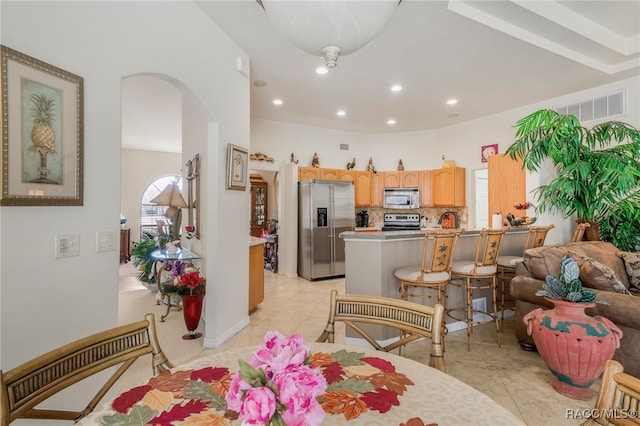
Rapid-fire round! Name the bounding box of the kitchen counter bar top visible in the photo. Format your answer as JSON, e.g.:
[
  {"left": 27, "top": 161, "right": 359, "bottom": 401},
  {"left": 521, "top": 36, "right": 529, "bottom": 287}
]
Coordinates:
[{"left": 341, "top": 227, "right": 527, "bottom": 241}]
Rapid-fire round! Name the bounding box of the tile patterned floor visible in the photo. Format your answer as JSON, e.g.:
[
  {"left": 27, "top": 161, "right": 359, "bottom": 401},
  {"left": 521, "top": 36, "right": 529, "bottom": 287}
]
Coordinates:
[{"left": 118, "top": 263, "right": 598, "bottom": 425}]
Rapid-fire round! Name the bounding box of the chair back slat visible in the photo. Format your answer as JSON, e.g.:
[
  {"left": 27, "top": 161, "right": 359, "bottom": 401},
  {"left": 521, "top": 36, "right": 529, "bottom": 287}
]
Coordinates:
[
  {"left": 475, "top": 228, "right": 507, "bottom": 268},
  {"left": 317, "top": 290, "right": 446, "bottom": 372},
  {"left": 0, "top": 313, "right": 172, "bottom": 425},
  {"left": 583, "top": 360, "right": 640, "bottom": 426},
  {"left": 423, "top": 230, "right": 464, "bottom": 274},
  {"left": 525, "top": 224, "right": 555, "bottom": 250}
]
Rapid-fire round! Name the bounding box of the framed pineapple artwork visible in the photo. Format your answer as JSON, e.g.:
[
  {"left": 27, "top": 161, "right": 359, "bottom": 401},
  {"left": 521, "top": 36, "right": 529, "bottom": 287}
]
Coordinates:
[{"left": 0, "top": 45, "right": 84, "bottom": 206}]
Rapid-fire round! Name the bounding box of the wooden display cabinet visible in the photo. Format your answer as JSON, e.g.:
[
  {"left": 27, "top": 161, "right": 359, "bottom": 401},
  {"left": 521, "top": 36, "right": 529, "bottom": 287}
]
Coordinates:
[
  {"left": 120, "top": 228, "right": 131, "bottom": 263},
  {"left": 250, "top": 174, "right": 268, "bottom": 237}
]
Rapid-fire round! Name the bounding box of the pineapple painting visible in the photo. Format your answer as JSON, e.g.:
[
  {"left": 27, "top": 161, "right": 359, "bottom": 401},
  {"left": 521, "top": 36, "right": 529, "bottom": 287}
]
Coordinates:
[{"left": 22, "top": 80, "right": 63, "bottom": 184}]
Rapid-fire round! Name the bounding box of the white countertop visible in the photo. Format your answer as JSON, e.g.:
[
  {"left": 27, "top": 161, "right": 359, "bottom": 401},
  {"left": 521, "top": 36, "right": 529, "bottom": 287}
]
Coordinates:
[{"left": 249, "top": 236, "right": 266, "bottom": 246}]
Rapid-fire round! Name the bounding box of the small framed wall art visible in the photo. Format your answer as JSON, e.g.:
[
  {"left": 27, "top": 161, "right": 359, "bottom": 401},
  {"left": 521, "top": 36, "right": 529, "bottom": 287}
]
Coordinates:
[
  {"left": 226, "top": 143, "right": 248, "bottom": 190},
  {"left": 481, "top": 144, "right": 498, "bottom": 163},
  {"left": 1, "top": 45, "right": 84, "bottom": 206}
]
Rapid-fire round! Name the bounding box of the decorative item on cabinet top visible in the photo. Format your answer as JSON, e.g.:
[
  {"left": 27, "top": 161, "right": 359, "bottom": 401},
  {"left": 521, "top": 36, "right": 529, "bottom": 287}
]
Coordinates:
[
  {"left": 346, "top": 157, "right": 356, "bottom": 169},
  {"left": 250, "top": 152, "right": 274, "bottom": 162},
  {"left": 441, "top": 155, "right": 456, "bottom": 168}
]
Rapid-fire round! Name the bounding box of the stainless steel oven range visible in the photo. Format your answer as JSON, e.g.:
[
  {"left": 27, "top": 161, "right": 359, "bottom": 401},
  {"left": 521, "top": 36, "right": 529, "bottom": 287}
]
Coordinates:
[{"left": 382, "top": 213, "right": 421, "bottom": 231}]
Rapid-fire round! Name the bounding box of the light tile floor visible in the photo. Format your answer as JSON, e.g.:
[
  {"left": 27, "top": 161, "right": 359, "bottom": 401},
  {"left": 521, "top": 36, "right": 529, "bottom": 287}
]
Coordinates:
[{"left": 118, "top": 262, "right": 598, "bottom": 426}]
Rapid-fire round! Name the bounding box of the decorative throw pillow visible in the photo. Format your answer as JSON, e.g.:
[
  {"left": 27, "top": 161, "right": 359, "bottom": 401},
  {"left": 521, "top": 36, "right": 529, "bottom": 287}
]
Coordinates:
[
  {"left": 569, "top": 251, "right": 631, "bottom": 295},
  {"left": 618, "top": 251, "right": 640, "bottom": 290}
]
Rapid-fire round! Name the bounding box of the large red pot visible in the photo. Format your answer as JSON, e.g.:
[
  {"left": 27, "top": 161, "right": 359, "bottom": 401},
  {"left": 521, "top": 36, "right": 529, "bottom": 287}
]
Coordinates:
[{"left": 524, "top": 298, "right": 622, "bottom": 400}]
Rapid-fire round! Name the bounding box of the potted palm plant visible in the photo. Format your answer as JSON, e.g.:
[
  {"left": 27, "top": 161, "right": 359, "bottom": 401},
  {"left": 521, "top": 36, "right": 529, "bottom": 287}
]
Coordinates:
[
  {"left": 505, "top": 109, "right": 640, "bottom": 251},
  {"left": 524, "top": 256, "right": 622, "bottom": 400}
]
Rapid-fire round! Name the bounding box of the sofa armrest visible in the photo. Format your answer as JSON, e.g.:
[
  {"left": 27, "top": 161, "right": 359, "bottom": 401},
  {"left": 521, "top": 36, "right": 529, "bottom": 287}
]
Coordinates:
[{"left": 510, "top": 276, "right": 640, "bottom": 330}]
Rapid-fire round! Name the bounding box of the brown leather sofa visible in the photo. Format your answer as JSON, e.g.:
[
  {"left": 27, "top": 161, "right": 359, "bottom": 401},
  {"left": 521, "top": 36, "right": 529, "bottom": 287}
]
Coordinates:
[{"left": 510, "top": 241, "right": 640, "bottom": 377}]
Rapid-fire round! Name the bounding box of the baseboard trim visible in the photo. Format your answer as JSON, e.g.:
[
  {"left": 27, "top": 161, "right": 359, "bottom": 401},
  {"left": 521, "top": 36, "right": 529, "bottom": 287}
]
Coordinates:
[{"left": 203, "top": 316, "right": 250, "bottom": 348}]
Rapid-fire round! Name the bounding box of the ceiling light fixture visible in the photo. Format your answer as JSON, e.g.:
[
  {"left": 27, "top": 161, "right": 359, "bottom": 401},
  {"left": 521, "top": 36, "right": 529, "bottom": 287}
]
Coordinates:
[
  {"left": 390, "top": 85, "right": 402, "bottom": 92},
  {"left": 257, "top": 0, "right": 400, "bottom": 68},
  {"left": 446, "top": 98, "right": 458, "bottom": 105},
  {"left": 316, "top": 67, "right": 328, "bottom": 75},
  {"left": 273, "top": 99, "right": 283, "bottom": 105},
  {"left": 387, "top": 119, "right": 396, "bottom": 125},
  {"left": 337, "top": 110, "right": 346, "bottom": 117}
]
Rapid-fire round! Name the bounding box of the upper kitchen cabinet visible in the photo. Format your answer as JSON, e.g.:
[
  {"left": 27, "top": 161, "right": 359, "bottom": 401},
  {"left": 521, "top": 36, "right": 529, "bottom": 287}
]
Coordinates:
[
  {"left": 488, "top": 155, "right": 526, "bottom": 221},
  {"left": 419, "top": 170, "right": 432, "bottom": 206},
  {"left": 250, "top": 174, "right": 268, "bottom": 237},
  {"left": 321, "top": 168, "right": 340, "bottom": 180},
  {"left": 372, "top": 172, "right": 383, "bottom": 206},
  {"left": 381, "top": 171, "right": 419, "bottom": 188},
  {"left": 298, "top": 166, "right": 321, "bottom": 181},
  {"left": 432, "top": 167, "right": 466, "bottom": 207},
  {"left": 340, "top": 170, "right": 372, "bottom": 207}
]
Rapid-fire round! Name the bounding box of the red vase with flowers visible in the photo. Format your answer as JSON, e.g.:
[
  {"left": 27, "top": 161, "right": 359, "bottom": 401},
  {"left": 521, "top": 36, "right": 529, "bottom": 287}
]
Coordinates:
[{"left": 163, "top": 264, "right": 206, "bottom": 340}]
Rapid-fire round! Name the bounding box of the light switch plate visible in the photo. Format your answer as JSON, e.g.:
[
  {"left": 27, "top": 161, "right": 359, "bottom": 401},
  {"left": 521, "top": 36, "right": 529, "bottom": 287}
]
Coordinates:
[
  {"left": 96, "top": 230, "right": 116, "bottom": 253},
  {"left": 55, "top": 233, "right": 80, "bottom": 258}
]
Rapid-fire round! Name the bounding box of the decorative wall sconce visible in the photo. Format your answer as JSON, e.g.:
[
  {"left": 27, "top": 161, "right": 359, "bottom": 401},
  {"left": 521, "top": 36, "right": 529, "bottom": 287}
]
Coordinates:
[{"left": 186, "top": 154, "right": 200, "bottom": 239}]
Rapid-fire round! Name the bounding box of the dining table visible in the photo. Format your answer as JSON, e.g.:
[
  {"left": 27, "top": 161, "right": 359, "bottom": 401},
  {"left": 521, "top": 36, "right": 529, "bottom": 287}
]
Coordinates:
[{"left": 78, "top": 342, "right": 525, "bottom": 426}]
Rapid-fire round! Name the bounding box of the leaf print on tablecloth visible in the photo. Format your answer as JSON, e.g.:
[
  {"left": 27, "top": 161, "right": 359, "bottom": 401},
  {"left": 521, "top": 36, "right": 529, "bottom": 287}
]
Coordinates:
[
  {"left": 326, "top": 377, "right": 375, "bottom": 394},
  {"left": 343, "top": 363, "right": 382, "bottom": 378},
  {"left": 151, "top": 399, "right": 209, "bottom": 425},
  {"left": 309, "top": 351, "right": 334, "bottom": 367},
  {"left": 111, "top": 384, "right": 152, "bottom": 413},
  {"left": 319, "top": 389, "right": 368, "bottom": 420},
  {"left": 361, "top": 388, "right": 400, "bottom": 413},
  {"left": 183, "top": 381, "right": 228, "bottom": 410},
  {"left": 330, "top": 349, "right": 366, "bottom": 366},
  {"left": 141, "top": 388, "right": 174, "bottom": 412},
  {"left": 369, "top": 371, "right": 414, "bottom": 395},
  {"left": 321, "top": 361, "right": 345, "bottom": 384},
  {"left": 180, "top": 410, "right": 232, "bottom": 426},
  {"left": 99, "top": 404, "right": 156, "bottom": 426},
  {"left": 212, "top": 372, "right": 231, "bottom": 397},
  {"left": 361, "top": 356, "right": 395, "bottom": 373},
  {"left": 149, "top": 369, "right": 193, "bottom": 392},
  {"left": 190, "top": 366, "right": 229, "bottom": 382}
]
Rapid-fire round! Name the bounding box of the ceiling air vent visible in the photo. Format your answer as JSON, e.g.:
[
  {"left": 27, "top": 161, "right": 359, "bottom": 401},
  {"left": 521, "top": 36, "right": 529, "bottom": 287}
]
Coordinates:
[{"left": 554, "top": 90, "right": 625, "bottom": 123}]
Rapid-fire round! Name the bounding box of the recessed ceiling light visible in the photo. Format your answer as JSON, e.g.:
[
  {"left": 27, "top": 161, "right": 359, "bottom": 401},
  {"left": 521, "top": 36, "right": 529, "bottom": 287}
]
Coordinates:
[
  {"left": 446, "top": 98, "right": 458, "bottom": 105},
  {"left": 253, "top": 80, "right": 267, "bottom": 87},
  {"left": 273, "top": 99, "right": 283, "bottom": 105},
  {"left": 390, "top": 85, "right": 402, "bottom": 92},
  {"left": 387, "top": 119, "right": 396, "bottom": 125},
  {"left": 316, "top": 67, "right": 328, "bottom": 75},
  {"left": 337, "top": 110, "right": 346, "bottom": 117}
]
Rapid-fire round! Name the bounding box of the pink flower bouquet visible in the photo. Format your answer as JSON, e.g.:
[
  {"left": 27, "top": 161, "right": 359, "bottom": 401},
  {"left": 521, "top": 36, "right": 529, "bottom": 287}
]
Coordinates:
[{"left": 225, "top": 331, "right": 327, "bottom": 426}]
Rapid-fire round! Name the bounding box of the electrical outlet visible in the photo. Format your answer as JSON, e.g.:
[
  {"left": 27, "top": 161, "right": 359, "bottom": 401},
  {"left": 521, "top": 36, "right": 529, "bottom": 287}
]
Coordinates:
[
  {"left": 96, "top": 230, "right": 116, "bottom": 253},
  {"left": 55, "top": 233, "right": 80, "bottom": 258}
]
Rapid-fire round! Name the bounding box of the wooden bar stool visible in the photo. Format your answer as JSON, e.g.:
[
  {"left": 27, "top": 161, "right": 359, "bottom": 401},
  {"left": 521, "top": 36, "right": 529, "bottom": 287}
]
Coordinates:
[
  {"left": 447, "top": 228, "right": 507, "bottom": 351},
  {"left": 572, "top": 222, "right": 591, "bottom": 242},
  {"left": 496, "top": 224, "right": 554, "bottom": 329}
]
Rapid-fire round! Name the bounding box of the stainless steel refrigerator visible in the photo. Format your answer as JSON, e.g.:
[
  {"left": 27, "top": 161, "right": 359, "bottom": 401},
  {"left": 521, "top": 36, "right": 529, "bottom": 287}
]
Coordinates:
[{"left": 298, "top": 180, "right": 355, "bottom": 280}]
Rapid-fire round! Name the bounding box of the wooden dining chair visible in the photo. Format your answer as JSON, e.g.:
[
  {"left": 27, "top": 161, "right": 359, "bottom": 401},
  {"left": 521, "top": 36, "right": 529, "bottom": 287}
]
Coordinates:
[
  {"left": 572, "top": 222, "right": 591, "bottom": 242},
  {"left": 316, "top": 290, "right": 446, "bottom": 372},
  {"left": 496, "top": 224, "right": 554, "bottom": 329},
  {"left": 447, "top": 228, "right": 507, "bottom": 351},
  {"left": 0, "top": 313, "right": 173, "bottom": 425},
  {"left": 395, "top": 229, "right": 464, "bottom": 310},
  {"left": 580, "top": 359, "right": 640, "bottom": 425}
]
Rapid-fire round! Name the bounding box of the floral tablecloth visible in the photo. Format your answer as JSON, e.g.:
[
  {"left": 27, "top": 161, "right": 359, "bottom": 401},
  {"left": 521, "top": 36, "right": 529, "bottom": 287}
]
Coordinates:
[{"left": 78, "top": 343, "right": 524, "bottom": 426}]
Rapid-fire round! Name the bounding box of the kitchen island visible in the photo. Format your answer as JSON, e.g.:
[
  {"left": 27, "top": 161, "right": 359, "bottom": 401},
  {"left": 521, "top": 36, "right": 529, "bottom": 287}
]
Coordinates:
[{"left": 340, "top": 228, "right": 529, "bottom": 337}]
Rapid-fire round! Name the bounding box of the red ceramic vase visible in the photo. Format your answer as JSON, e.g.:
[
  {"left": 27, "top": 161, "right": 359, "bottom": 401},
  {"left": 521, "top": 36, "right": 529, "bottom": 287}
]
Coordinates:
[
  {"left": 524, "top": 298, "right": 623, "bottom": 400},
  {"left": 180, "top": 293, "right": 204, "bottom": 340}
]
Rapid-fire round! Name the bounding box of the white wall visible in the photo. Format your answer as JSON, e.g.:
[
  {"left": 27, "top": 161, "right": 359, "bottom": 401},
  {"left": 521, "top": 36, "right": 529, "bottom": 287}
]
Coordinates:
[
  {"left": 0, "top": 0, "right": 249, "bottom": 381},
  {"left": 121, "top": 149, "right": 182, "bottom": 243}
]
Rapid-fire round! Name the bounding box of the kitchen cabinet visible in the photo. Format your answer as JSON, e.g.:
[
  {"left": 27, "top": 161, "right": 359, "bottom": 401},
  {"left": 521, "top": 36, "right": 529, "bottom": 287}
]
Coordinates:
[
  {"left": 381, "top": 171, "right": 418, "bottom": 188},
  {"left": 321, "top": 168, "right": 340, "bottom": 180},
  {"left": 488, "top": 155, "right": 526, "bottom": 222},
  {"left": 382, "top": 171, "right": 401, "bottom": 188},
  {"left": 419, "top": 170, "right": 432, "bottom": 206},
  {"left": 250, "top": 174, "right": 268, "bottom": 237},
  {"left": 249, "top": 240, "right": 265, "bottom": 313},
  {"left": 298, "top": 166, "right": 321, "bottom": 181},
  {"left": 432, "top": 167, "right": 466, "bottom": 207},
  {"left": 372, "top": 172, "right": 383, "bottom": 206},
  {"left": 340, "top": 170, "right": 372, "bottom": 207}
]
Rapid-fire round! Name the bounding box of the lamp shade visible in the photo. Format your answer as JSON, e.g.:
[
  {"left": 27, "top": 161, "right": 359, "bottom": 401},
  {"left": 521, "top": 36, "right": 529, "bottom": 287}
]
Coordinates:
[
  {"left": 260, "top": 0, "right": 399, "bottom": 67},
  {"left": 151, "top": 183, "right": 188, "bottom": 208}
]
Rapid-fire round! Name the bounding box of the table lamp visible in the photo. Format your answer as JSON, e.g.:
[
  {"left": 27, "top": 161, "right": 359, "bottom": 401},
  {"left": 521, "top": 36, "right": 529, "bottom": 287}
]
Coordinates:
[{"left": 151, "top": 182, "right": 188, "bottom": 241}]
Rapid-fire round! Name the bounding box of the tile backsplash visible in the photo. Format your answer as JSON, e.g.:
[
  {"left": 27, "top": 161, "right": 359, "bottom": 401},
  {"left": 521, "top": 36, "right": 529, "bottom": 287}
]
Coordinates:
[{"left": 354, "top": 207, "right": 468, "bottom": 228}]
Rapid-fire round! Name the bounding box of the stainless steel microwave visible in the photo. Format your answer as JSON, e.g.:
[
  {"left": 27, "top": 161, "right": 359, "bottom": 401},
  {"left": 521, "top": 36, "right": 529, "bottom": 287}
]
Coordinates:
[{"left": 383, "top": 188, "right": 419, "bottom": 209}]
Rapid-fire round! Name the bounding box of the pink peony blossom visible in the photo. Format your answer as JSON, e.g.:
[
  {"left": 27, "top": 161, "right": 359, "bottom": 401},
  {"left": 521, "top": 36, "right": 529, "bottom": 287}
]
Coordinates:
[
  {"left": 273, "top": 365, "right": 326, "bottom": 426},
  {"left": 249, "top": 331, "right": 310, "bottom": 376},
  {"left": 225, "top": 371, "right": 251, "bottom": 412},
  {"left": 240, "top": 387, "right": 277, "bottom": 424}
]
